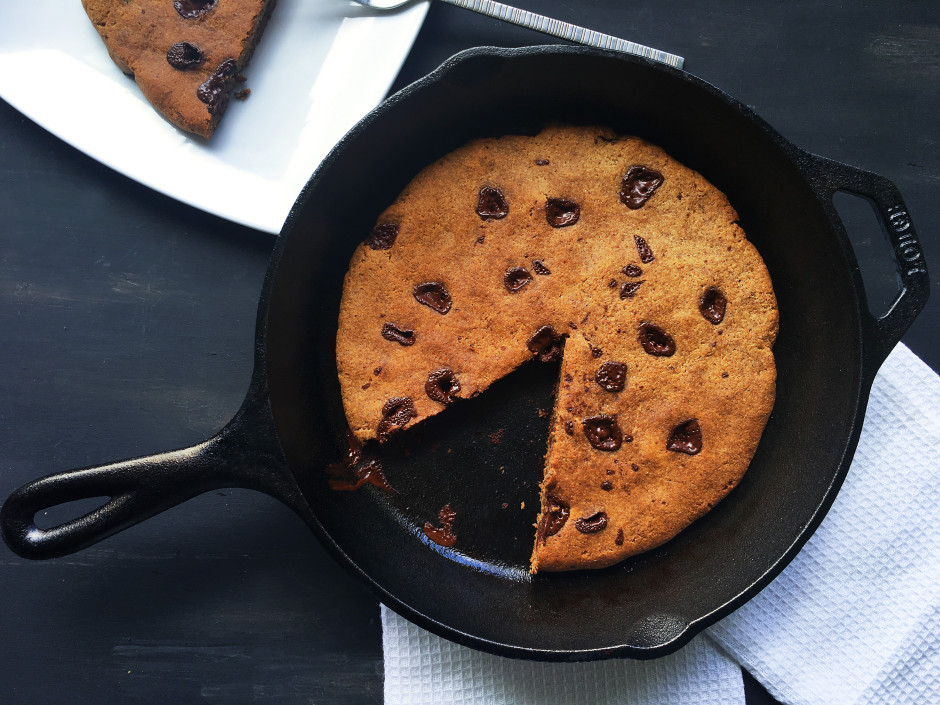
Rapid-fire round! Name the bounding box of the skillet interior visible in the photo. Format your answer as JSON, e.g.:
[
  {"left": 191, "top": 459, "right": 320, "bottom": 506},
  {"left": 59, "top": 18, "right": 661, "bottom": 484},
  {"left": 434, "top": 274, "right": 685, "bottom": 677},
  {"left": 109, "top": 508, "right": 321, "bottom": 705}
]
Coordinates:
[{"left": 264, "top": 47, "right": 865, "bottom": 658}]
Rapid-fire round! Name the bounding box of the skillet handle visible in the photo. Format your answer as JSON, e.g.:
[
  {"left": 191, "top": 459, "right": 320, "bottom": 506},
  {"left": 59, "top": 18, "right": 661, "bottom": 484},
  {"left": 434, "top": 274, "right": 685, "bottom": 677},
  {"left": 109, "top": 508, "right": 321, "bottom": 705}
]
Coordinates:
[
  {"left": 0, "top": 384, "right": 301, "bottom": 560},
  {"left": 807, "top": 154, "right": 930, "bottom": 365}
]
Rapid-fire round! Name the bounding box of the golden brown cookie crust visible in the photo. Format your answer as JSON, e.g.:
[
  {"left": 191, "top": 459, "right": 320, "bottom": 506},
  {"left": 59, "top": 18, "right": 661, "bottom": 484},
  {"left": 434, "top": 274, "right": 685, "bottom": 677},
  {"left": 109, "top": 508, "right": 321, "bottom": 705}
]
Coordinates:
[
  {"left": 81, "top": 0, "right": 276, "bottom": 138},
  {"left": 335, "top": 125, "right": 778, "bottom": 572}
]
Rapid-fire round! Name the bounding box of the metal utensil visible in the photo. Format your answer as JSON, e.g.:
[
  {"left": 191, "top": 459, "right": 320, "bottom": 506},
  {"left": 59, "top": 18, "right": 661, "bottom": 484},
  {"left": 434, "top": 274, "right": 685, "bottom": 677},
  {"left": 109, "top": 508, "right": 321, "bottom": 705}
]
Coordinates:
[{"left": 354, "top": 0, "right": 685, "bottom": 68}]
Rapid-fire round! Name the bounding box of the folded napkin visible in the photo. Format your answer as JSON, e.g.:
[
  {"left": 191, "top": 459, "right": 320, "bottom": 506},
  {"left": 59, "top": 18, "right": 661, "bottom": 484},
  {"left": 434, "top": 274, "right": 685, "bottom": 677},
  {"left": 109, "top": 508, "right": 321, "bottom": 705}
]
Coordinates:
[
  {"left": 707, "top": 342, "right": 940, "bottom": 704},
  {"left": 383, "top": 343, "right": 940, "bottom": 705}
]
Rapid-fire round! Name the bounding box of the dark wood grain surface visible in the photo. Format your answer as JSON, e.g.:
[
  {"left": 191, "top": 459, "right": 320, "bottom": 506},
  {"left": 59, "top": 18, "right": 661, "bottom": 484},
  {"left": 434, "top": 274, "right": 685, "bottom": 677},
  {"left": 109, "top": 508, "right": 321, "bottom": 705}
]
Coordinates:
[{"left": 1, "top": 2, "right": 936, "bottom": 703}]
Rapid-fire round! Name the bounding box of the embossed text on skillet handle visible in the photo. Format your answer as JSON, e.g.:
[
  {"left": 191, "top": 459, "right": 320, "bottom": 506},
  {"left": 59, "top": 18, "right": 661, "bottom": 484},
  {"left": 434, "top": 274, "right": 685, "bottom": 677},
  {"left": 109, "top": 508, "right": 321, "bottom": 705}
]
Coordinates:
[{"left": 807, "top": 153, "right": 930, "bottom": 367}]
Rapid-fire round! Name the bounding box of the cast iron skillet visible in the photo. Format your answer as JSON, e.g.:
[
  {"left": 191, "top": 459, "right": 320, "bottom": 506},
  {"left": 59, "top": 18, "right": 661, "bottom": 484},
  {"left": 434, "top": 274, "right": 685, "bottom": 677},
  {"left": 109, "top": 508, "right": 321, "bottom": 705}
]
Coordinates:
[{"left": 1, "top": 46, "right": 930, "bottom": 660}]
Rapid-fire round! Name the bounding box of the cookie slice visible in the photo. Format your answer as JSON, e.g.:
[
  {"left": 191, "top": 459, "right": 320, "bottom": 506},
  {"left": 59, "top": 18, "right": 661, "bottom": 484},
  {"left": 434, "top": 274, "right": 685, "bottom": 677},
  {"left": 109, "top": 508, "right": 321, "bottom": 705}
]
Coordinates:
[{"left": 81, "top": 0, "right": 276, "bottom": 138}]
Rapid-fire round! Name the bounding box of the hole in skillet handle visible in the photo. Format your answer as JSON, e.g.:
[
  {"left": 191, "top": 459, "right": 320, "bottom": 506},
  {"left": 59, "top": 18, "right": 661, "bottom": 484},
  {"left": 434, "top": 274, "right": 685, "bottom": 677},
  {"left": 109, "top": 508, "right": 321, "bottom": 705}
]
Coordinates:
[
  {"left": 808, "top": 153, "right": 930, "bottom": 368},
  {"left": 833, "top": 191, "right": 904, "bottom": 319}
]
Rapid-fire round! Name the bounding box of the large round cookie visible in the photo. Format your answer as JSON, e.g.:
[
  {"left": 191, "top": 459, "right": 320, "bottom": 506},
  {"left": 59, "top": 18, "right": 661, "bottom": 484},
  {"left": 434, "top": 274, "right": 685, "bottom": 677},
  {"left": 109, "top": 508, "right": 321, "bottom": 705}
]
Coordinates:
[{"left": 336, "top": 125, "right": 778, "bottom": 572}]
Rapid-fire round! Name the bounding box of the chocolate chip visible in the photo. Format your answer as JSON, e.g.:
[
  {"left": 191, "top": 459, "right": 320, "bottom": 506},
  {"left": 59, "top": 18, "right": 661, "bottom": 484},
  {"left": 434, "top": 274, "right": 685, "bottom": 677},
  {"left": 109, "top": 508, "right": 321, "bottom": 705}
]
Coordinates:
[
  {"left": 381, "top": 322, "right": 416, "bottom": 346},
  {"left": 564, "top": 420, "right": 574, "bottom": 436},
  {"left": 413, "top": 282, "right": 452, "bottom": 314},
  {"left": 595, "top": 361, "right": 627, "bottom": 392},
  {"left": 591, "top": 346, "right": 603, "bottom": 359},
  {"left": 425, "top": 368, "right": 461, "bottom": 404},
  {"left": 575, "top": 511, "right": 608, "bottom": 533},
  {"left": 376, "top": 397, "right": 416, "bottom": 440},
  {"left": 638, "top": 323, "right": 676, "bottom": 357},
  {"left": 601, "top": 481, "right": 613, "bottom": 491},
  {"left": 631, "top": 463, "right": 640, "bottom": 472},
  {"left": 700, "top": 286, "right": 728, "bottom": 324},
  {"left": 622, "top": 264, "right": 643, "bottom": 277},
  {"left": 620, "top": 165, "right": 664, "bottom": 209},
  {"left": 423, "top": 504, "right": 457, "bottom": 547},
  {"left": 174, "top": 0, "right": 217, "bottom": 19},
  {"left": 532, "top": 260, "right": 551, "bottom": 275},
  {"left": 545, "top": 198, "right": 580, "bottom": 227},
  {"left": 504, "top": 266, "right": 532, "bottom": 292},
  {"left": 527, "top": 325, "right": 564, "bottom": 362},
  {"left": 166, "top": 41, "right": 204, "bottom": 70},
  {"left": 582, "top": 415, "right": 623, "bottom": 451},
  {"left": 667, "top": 418, "right": 702, "bottom": 455},
  {"left": 476, "top": 187, "right": 508, "bottom": 220},
  {"left": 536, "top": 494, "right": 570, "bottom": 543},
  {"left": 196, "top": 58, "right": 237, "bottom": 115},
  {"left": 634, "top": 235, "right": 655, "bottom": 263},
  {"left": 365, "top": 222, "right": 399, "bottom": 250},
  {"left": 615, "top": 528, "right": 624, "bottom": 545},
  {"left": 608, "top": 279, "right": 618, "bottom": 288},
  {"left": 619, "top": 280, "right": 645, "bottom": 299},
  {"left": 535, "top": 158, "right": 550, "bottom": 166}
]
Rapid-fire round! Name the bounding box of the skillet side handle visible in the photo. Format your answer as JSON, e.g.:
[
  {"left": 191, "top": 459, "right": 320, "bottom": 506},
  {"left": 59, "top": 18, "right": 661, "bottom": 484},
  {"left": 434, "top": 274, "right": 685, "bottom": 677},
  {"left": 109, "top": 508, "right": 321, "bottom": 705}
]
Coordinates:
[
  {"left": 1, "top": 383, "right": 300, "bottom": 561},
  {"left": 807, "top": 154, "right": 930, "bottom": 366}
]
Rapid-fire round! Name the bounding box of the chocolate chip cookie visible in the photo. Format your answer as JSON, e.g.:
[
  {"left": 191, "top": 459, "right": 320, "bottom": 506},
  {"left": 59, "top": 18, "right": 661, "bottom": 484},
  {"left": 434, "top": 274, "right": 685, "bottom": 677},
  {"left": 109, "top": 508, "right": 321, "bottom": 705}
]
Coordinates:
[
  {"left": 336, "top": 125, "right": 778, "bottom": 572},
  {"left": 81, "top": 0, "right": 276, "bottom": 138}
]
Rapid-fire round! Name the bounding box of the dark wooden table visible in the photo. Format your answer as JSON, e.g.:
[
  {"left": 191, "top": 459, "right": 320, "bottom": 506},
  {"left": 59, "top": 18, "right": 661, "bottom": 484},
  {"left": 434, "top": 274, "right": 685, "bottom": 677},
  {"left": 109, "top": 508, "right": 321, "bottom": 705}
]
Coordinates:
[{"left": 1, "top": 2, "right": 936, "bottom": 703}]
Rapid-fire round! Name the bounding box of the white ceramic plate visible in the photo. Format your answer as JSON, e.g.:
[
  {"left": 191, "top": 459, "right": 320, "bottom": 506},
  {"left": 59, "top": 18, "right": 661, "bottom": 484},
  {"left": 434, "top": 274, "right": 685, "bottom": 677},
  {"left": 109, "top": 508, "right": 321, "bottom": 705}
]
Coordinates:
[{"left": 0, "top": 0, "right": 429, "bottom": 234}]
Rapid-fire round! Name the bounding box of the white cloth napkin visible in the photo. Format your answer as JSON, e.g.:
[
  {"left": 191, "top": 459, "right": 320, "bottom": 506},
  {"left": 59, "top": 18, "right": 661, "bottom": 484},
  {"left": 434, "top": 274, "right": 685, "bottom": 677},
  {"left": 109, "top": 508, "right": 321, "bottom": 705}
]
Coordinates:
[
  {"left": 707, "top": 342, "right": 940, "bottom": 704},
  {"left": 382, "top": 343, "right": 940, "bottom": 705},
  {"left": 382, "top": 610, "right": 744, "bottom": 704}
]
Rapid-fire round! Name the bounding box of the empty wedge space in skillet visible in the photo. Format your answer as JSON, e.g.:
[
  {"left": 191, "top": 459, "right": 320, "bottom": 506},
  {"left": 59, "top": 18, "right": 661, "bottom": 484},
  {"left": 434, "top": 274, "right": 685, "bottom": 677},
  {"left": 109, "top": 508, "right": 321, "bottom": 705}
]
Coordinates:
[{"left": 335, "top": 125, "right": 778, "bottom": 573}]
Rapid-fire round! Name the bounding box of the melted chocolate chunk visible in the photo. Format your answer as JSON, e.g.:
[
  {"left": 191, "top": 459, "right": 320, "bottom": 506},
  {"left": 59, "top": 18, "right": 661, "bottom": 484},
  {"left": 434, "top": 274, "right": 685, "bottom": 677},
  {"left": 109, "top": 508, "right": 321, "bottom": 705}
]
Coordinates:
[
  {"left": 564, "top": 420, "right": 574, "bottom": 436},
  {"left": 601, "top": 480, "right": 613, "bottom": 491},
  {"left": 582, "top": 415, "right": 623, "bottom": 451},
  {"left": 425, "top": 368, "right": 461, "bottom": 404},
  {"left": 476, "top": 187, "right": 509, "bottom": 220},
  {"left": 504, "top": 266, "right": 532, "bottom": 292},
  {"left": 595, "top": 361, "right": 627, "bottom": 392},
  {"left": 166, "top": 41, "right": 204, "bottom": 70},
  {"left": 174, "top": 0, "right": 218, "bottom": 19},
  {"left": 328, "top": 459, "right": 393, "bottom": 493},
  {"left": 634, "top": 235, "right": 655, "bottom": 263},
  {"left": 536, "top": 494, "right": 570, "bottom": 543},
  {"left": 622, "top": 264, "right": 643, "bottom": 277},
  {"left": 377, "top": 397, "right": 416, "bottom": 440},
  {"left": 619, "top": 280, "right": 645, "bottom": 299},
  {"left": 615, "top": 528, "right": 624, "bottom": 545},
  {"left": 413, "top": 282, "right": 452, "bottom": 314},
  {"left": 527, "top": 325, "right": 564, "bottom": 362},
  {"left": 423, "top": 505, "right": 457, "bottom": 547},
  {"left": 620, "top": 165, "right": 664, "bottom": 209},
  {"left": 196, "top": 58, "right": 237, "bottom": 115},
  {"left": 591, "top": 346, "right": 603, "bottom": 359},
  {"left": 535, "top": 158, "right": 550, "bottom": 166},
  {"left": 365, "top": 222, "right": 399, "bottom": 250},
  {"left": 326, "top": 431, "right": 394, "bottom": 494},
  {"left": 532, "top": 260, "right": 551, "bottom": 275},
  {"left": 638, "top": 323, "right": 676, "bottom": 357},
  {"left": 575, "top": 511, "right": 608, "bottom": 534},
  {"left": 381, "top": 322, "right": 416, "bottom": 346},
  {"left": 545, "top": 198, "right": 580, "bottom": 227},
  {"left": 667, "top": 418, "right": 702, "bottom": 455},
  {"left": 700, "top": 287, "right": 728, "bottom": 324}
]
